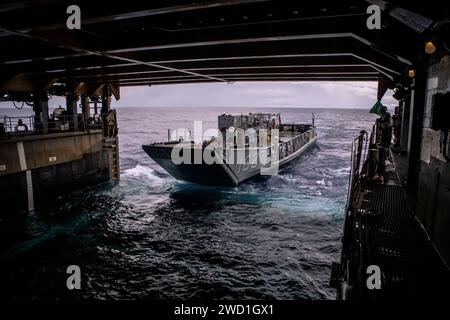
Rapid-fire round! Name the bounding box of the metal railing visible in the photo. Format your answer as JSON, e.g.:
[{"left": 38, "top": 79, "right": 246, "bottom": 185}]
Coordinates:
[
  {"left": 0, "top": 114, "right": 103, "bottom": 138},
  {"left": 280, "top": 130, "right": 311, "bottom": 159},
  {"left": 167, "top": 129, "right": 192, "bottom": 142},
  {"left": 346, "top": 130, "right": 368, "bottom": 210},
  {"left": 87, "top": 114, "right": 103, "bottom": 130},
  {"left": 1, "top": 115, "right": 34, "bottom": 135},
  {"left": 338, "top": 130, "right": 368, "bottom": 292}
]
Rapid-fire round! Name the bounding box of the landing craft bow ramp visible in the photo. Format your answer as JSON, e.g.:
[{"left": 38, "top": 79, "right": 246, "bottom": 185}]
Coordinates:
[{"left": 0, "top": 0, "right": 446, "bottom": 96}]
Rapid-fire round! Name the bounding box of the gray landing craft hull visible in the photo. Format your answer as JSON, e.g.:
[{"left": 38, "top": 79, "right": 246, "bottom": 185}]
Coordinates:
[
  {"left": 142, "top": 135, "right": 317, "bottom": 186},
  {"left": 142, "top": 144, "right": 237, "bottom": 186}
]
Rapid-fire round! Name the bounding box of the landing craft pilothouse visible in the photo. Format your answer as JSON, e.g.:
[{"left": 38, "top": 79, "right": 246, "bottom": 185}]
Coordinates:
[{"left": 142, "top": 113, "right": 317, "bottom": 186}]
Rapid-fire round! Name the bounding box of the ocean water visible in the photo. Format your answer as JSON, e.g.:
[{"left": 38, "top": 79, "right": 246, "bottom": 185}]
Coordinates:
[{"left": 0, "top": 107, "right": 376, "bottom": 300}]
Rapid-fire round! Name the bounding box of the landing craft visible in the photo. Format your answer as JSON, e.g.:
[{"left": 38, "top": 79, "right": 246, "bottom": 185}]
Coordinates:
[{"left": 142, "top": 113, "right": 317, "bottom": 186}]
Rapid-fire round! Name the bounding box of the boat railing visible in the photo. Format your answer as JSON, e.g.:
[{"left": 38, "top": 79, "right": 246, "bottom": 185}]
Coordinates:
[
  {"left": 279, "top": 128, "right": 314, "bottom": 158},
  {"left": 163, "top": 126, "right": 315, "bottom": 155},
  {"left": 281, "top": 123, "right": 313, "bottom": 132},
  {"left": 168, "top": 129, "right": 192, "bottom": 142}
]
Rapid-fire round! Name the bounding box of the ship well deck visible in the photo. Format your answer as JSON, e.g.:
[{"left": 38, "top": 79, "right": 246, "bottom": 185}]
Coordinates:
[{"left": 331, "top": 156, "right": 450, "bottom": 298}]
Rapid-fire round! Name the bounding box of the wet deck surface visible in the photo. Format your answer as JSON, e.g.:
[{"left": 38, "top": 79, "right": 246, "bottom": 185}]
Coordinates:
[{"left": 355, "top": 170, "right": 450, "bottom": 298}]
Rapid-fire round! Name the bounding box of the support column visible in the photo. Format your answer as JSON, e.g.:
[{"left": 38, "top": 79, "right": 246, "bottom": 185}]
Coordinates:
[
  {"left": 400, "top": 90, "right": 411, "bottom": 153},
  {"left": 81, "top": 94, "right": 90, "bottom": 130},
  {"left": 66, "top": 93, "right": 78, "bottom": 131},
  {"left": 33, "top": 91, "right": 49, "bottom": 134},
  {"left": 101, "top": 85, "right": 111, "bottom": 137},
  {"left": 407, "top": 70, "right": 427, "bottom": 194},
  {"left": 101, "top": 84, "right": 111, "bottom": 116}
]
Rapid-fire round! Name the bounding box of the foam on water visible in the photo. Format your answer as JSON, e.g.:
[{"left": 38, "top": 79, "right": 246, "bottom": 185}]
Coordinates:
[
  {"left": 0, "top": 107, "right": 377, "bottom": 300},
  {"left": 122, "top": 163, "right": 168, "bottom": 185}
]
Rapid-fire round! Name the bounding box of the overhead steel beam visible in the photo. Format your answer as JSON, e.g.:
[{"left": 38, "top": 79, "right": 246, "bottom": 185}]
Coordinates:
[
  {"left": 75, "top": 72, "right": 381, "bottom": 84},
  {"left": 5, "top": 0, "right": 272, "bottom": 33},
  {"left": 114, "top": 36, "right": 408, "bottom": 78},
  {"left": 119, "top": 76, "right": 379, "bottom": 86},
  {"left": 0, "top": 38, "right": 402, "bottom": 80},
  {"left": 120, "top": 79, "right": 214, "bottom": 86},
  {"left": 0, "top": 54, "right": 369, "bottom": 74},
  {"left": 0, "top": 3, "right": 413, "bottom": 86},
  {"left": 0, "top": 0, "right": 63, "bottom": 14},
  {"left": 54, "top": 65, "right": 377, "bottom": 81},
  {"left": 118, "top": 73, "right": 380, "bottom": 83},
  {"left": 93, "top": 13, "right": 413, "bottom": 65},
  {"left": 0, "top": 27, "right": 227, "bottom": 83},
  {"left": 142, "top": 51, "right": 402, "bottom": 80},
  {"left": 49, "top": 63, "right": 375, "bottom": 80},
  {"left": 224, "top": 76, "right": 379, "bottom": 81},
  {"left": 0, "top": 13, "right": 413, "bottom": 67},
  {"left": 163, "top": 55, "right": 370, "bottom": 69},
  {"left": 106, "top": 33, "right": 365, "bottom": 53},
  {"left": 186, "top": 64, "right": 374, "bottom": 71}
]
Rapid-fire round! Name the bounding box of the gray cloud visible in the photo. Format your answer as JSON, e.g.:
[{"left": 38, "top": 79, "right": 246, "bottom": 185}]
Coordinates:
[
  {"left": 0, "top": 81, "right": 397, "bottom": 111},
  {"left": 114, "top": 81, "right": 396, "bottom": 110}
]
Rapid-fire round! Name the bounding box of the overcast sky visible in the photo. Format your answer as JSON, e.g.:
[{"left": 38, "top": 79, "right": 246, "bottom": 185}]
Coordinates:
[
  {"left": 1, "top": 81, "right": 397, "bottom": 110},
  {"left": 114, "top": 81, "right": 396, "bottom": 109}
]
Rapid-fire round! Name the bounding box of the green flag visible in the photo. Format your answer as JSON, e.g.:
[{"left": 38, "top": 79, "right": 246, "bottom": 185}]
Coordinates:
[{"left": 370, "top": 101, "right": 383, "bottom": 115}]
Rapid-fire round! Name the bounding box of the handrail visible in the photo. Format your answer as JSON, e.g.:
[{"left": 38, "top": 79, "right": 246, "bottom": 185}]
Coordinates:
[
  {"left": 0, "top": 114, "right": 103, "bottom": 138},
  {"left": 168, "top": 129, "right": 192, "bottom": 142},
  {"left": 346, "top": 130, "right": 368, "bottom": 209},
  {"left": 1, "top": 115, "right": 34, "bottom": 134},
  {"left": 339, "top": 130, "right": 368, "bottom": 288}
]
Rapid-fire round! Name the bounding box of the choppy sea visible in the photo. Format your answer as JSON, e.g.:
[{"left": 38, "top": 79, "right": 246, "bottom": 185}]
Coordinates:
[{"left": 0, "top": 107, "right": 376, "bottom": 300}]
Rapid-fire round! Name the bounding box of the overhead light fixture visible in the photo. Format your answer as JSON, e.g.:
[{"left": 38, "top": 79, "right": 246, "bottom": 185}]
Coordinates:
[
  {"left": 408, "top": 68, "right": 416, "bottom": 78},
  {"left": 425, "top": 40, "right": 437, "bottom": 54}
]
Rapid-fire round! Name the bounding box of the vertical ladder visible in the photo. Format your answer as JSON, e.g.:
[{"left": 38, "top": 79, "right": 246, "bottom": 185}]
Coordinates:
[{"left": 103, "top": 136, "right": 120, "bottom": 180}]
